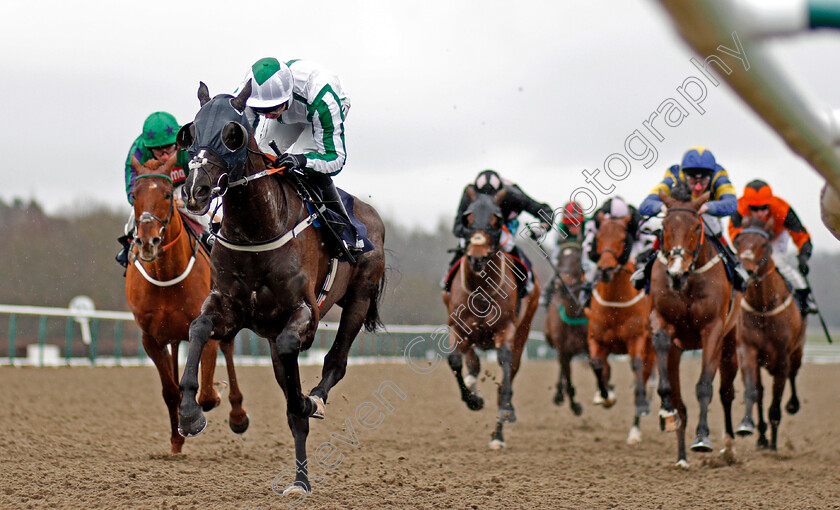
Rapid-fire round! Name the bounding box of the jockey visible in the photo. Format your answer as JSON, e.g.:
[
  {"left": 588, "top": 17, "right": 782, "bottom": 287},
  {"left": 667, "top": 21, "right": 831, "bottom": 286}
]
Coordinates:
[
  {"left": 729, "top": 180, "right": 817, "bottom": 314},
  {"left": 444, "top": 169, "right": 554, "bottom": 298},
  {"left": 237, "top": 57, "right": 363, "bottom": 255},
  {"left": 577, "top": 196, "right": 647, "bottom": 305},
  {"left": 117, "top": 112, "right": 214, "bottom": 269},
  {"left": 541, "top": 201, "right": 588, "bottom": 307},
  {"left": 632, "top": 147, "right": 748, "bottom": 292}
]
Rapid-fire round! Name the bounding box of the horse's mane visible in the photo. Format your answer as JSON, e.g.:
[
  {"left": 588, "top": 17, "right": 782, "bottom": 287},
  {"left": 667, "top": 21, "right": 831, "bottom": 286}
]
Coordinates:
[{"left": 670, "top": 180, "right": 693, "bottom": 203}]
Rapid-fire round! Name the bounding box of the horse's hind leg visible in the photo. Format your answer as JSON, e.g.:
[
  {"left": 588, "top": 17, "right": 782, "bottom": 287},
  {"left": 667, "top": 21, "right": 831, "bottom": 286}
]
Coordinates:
[
  {"left": 589, "top": 343, "right": 615, "bottom": 408},
  {"left": 718, "top": 330, "right": 738, "bottom": 461},
  {"left": 198, "top": 339, "right": 222, "bottom": 412},
  {"left": 497, "top": 331, "right": 521, "bottom": 424},
  {"left": 651, "top": 322, "right": 677, "bottom": 430},
  {"left": 786, "top": 346, "right": 803, "bottom": 415},
  {"left": 142, "top": 335, "right": 184, "bottom": 453},
  {"left": 561, "top": 350, "right": 583, "bottom": 416},
  {"left": 448, "top": 343, "right": 484, "bottom": 411},
  {"left": 464, "top": 347, "right": 481, "bottom": 395},
  {"left": 691, "top": 323, "right": 725, "bottom": 454},
  {"left": 553, "top": 349, "right": 565, "bottom": 406},
  {"left": 737, "top": 344, "right": 759, "bottom": 437},
  {"left": 219, "top": 340, "right": 249, "bottom": 434}
]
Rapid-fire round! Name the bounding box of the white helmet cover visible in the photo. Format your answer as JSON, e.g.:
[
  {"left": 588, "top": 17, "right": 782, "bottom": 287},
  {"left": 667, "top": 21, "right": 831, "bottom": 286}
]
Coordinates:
[{"left": 242, "top": 57, "right": 294, "bottom": 109}]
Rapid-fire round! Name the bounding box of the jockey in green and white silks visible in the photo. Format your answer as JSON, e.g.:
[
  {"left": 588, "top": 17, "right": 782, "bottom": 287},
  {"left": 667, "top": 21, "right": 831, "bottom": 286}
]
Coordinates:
[{"left": 236, "top": 57, "right": 363, "bottom": 253}]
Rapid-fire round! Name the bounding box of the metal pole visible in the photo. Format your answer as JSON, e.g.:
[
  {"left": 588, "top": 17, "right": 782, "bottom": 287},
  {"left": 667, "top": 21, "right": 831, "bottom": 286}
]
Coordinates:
[
  {"left": 115, "top": 321, "right": 123, "bottom": 365},
  {"left": 38, "top": 315, "right": 47, "bottom": 367},
  {"left": 65, "top": 317, "right": 73, "bottom": 366},
  {"left": 8, "top": 314, "right": 16, "bottom": 365}
]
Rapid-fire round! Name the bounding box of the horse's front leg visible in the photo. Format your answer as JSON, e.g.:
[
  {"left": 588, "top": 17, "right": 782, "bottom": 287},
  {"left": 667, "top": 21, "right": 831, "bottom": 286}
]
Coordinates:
[
  {"left": 141, "top": 334, "right": 183, "bottom": 453},
  {"left": 589, "top": 341, "right": 615, "bottom": 408},
  {"left": 448, "top": 340, "right": 484, "bottom": 411},
  {"left": 179, "top": 303, "right": 228, "bottom": 437},
  {"left": 274, "top": 301, "right": 318, "bottom": 419},
  {"left": 736, "top": 342, "right": 759, "bottom": 437},
  {"left": 651, "top": 312, "right": 677, "bottom": 429},
  {"left": 495, "top": 323, "right": 518, "bottom": 424},
  {"left": 691, "top": 320, "right": 725, "bottom": 453},
  {"left": 768, "top": 362, "right": 789, "bottom": 452}
]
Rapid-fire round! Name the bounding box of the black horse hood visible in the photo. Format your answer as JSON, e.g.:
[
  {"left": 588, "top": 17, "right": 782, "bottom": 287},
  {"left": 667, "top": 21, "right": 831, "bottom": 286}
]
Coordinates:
[{"left": 184, "top": 95, "right": 252, "bottom": 180}]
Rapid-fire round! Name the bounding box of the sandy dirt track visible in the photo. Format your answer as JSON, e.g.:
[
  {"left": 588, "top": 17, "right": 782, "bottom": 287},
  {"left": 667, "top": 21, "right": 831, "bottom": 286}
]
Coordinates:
[{"left": 1, "top": 358, "right": 839, "bottom": 509}]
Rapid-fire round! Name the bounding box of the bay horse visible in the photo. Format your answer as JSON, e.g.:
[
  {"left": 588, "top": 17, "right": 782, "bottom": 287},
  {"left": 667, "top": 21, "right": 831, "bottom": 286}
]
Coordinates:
[
  {"left": 585, "top": 214, "right": 654, "bottom": 445},
  {"left": 175, "top": 82, "right": 386, "bottom": 496},
  {"left": 733, "top": 216, "right": 805, "bottom": 451},
  {"left": 126, "top": 163, "right": 248, "bottom": 454},
  {"left": 442, "top": 188, "right": 541, "bottom": 449},
  {"left": 651, "top": 187, "right": 739, "bottom": 467},
  {"left": 543, "top": 241, "right": 588, "bottom": 416}
]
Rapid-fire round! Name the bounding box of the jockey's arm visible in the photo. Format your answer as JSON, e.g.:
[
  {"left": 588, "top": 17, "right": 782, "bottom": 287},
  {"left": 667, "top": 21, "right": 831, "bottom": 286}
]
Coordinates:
[
  {"left": 505, "top": 185, "right": 554, "bottom": 228},
  {"left": 781, "top": 204, "right": 813, "bottom": 267},
  {"left": 452, "top": 187, "right": 472, "bottom": 239},
  {"left": 300, "top": 89, "right": 347, "bottom": 176}
]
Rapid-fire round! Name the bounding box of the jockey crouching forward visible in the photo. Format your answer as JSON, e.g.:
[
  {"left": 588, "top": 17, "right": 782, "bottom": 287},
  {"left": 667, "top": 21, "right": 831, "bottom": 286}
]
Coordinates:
[
  {"left": 443, "top": 169, "right": 554, "bottom": 299},
  {"left": 577, "top": 196, "right": 648, "bottom": 305},
  {"left": 540, "top": 201, "right": 590, "bottom": 307},
  {"left": 116, "top": 111, "right": 216, "bottom": 270},
  {"left": 631, "top": 146, "right": 748, "bottom": 292},
  {"left": 729, "top": 180, "right": 817, "bottom": 315},
  {"left": 238, "top": 57, "right": 363, "bottom": 256}
]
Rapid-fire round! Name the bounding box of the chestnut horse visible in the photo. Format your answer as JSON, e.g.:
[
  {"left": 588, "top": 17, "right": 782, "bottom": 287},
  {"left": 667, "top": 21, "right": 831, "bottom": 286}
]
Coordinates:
[
  {"left": 733, "top": 216, "right": 806, "bottom": 451},
  {"left": 175, "top": 83, "right": 386, "bottom": 496},
  {"left": 443, "top": 188, "right": 541, "bottom": 449},
  {"left": 651, "top": 187, "right": 739, "bottom": 467},
  {"left": 585, "top": 214, "right": 654, "bottom": 445},
  {"left": 544, "top": 241, "right": 588, "bottom": 415},
  {"left": 126, "top": 164, "right": 248, "bottom": 453}
]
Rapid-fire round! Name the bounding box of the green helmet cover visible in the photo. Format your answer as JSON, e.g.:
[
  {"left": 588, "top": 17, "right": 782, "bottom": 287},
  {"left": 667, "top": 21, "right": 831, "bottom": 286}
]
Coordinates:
[{"left": 142, "top": 111, "right": 179, "bottom": 149}]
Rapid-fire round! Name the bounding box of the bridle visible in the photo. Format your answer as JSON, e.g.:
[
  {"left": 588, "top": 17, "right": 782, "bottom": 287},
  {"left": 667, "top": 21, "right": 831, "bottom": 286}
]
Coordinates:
[
  {"left": 661, "top": 207, "right": 706, "bottom": 273},
  {"left": 735, "top": 227, "right": 773, "bottom": 283},
  {"left": 132, "top": 173, "right": 175, "bottom": 248}
]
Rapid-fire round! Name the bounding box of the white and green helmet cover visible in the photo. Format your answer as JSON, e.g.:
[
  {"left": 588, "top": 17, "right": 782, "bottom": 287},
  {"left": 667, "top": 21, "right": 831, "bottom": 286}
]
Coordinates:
[{"left": 242, "top": 57, "right": 294, "bottom": 109}]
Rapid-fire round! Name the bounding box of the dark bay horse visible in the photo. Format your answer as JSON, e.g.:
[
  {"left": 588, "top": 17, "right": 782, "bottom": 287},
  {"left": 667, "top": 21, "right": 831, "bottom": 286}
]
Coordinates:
[
  {"left": 544, "top": 241, "right": 587, "bottom": 415},
  {"left": 443, "top": 188, "right": 540, "bottom": 449},
  {"left": 651, "top": 188, "right": 739, "bottom": 468},
  {"left": 175, "top": 82, "right": 386, "bottom": 496},
  {"left": 585, "top": 214, "right": 654, "bottom": 444},
  {"left": 126, "top": 163, "right": 247, "bottom": 453},
  {"left": 733, "top": 216, "right": 805, "bottom": 451}
]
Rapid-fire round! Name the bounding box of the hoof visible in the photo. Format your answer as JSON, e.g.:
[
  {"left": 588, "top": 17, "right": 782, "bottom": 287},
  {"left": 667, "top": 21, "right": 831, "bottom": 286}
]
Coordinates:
[
  {"left": 675, "top": 459, "right": 690, "bottom": 469},
  {"left": 659, "top": 409, "right": 679, "bottom": 432},
  {"left": 636, "top": 401, "right": 651, "bottom": 417},
  {"left": 570, "top": 402, "right": 583, "bottom": 416},
  {"left": 553, "top": 391, "right": 565, "bottom": 406},
  {"left": 627, "top": 425, "right": 642, "bottom": 445},
  {"left": 488, "top": 439, "right": 506, "bottom": 450},
  {"left": 594, "top": 390, "right": 616, "bottom": 408},
  {"left": 690, "top": 436, "right": 713, "bottom": 453},
  {"left": 785, "top": 399, "right": 800, "bottom": 415},
  {"left": 282, "top": 482, "right": 312, "bottom": 496},
  {"left": 736, "top": 419, "right": 755, "bottom": 437},
  {"left": 464, "top": 392, "right": 484, "bottom": 411},
  {"left": 178, "top": 410, "right": 207, "bottom": 438},
  {"left": 498, "top": 408, "right": 517, "bottom": 423},
  {"left": 229, "top": 414, "right": 250, "bottom": 434},
  {"left": 309, "top": 395, "right": 325, "bottom": 420}
]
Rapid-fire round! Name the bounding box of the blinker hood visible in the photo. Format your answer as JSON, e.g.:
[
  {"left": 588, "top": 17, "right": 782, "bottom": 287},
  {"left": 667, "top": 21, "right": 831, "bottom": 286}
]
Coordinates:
[{"left": 186, "top": 95, "right": 252, "bottom": 180}]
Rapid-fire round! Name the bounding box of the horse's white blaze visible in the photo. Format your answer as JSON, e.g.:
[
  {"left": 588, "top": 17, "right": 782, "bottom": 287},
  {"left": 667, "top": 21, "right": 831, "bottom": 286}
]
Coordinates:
[
  {"left": 740, "top": 249, "right": 755, "bottom": 261},
  {"left": 488, "top": 439, "right": 505, "bottom": 450},
  {"left": 627, "top": 426, "right": 642, "bottom": 445},
  {"left": 464, "top": 374, "right": 477, "bottom": 388},
  {"left": 470, "top": 233, "right": 487, "bottom": 246},
  {"left": 667, "top": 255, "right": 684, "bottom": 276}
]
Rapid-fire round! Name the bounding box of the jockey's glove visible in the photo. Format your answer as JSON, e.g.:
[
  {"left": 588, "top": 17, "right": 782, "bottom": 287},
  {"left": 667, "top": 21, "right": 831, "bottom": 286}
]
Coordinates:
[
  {"left": 528, "top": 222, "right": 550, "bottom": 241},
  {"left": 274, "top": 153, "right": 307, "bottom": 172},
  {"left": 798, "top": 253, "right": 810, "bottom": 276}
]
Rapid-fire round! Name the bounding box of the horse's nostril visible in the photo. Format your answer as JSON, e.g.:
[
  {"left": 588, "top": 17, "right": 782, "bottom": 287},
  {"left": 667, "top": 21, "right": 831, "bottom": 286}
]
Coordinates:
[{"left": 151, "top": 237, "right": 162, "bottom": 247}]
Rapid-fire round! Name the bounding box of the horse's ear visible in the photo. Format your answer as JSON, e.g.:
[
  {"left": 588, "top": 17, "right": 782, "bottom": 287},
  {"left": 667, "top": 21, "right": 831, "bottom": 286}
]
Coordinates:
[
  {"left": 493, "top": 188, "right": 507, "bottom": 206},
  {"left": 596, "top": 211, "right": 604, "bottom": 223},
  {"left": 231, "top": 79, "right": 252, "bottom": 113},
  {"left": 659, "top": 190, "right": 677, "bottom": 209},
  {"left": 222, "top": 122, "right": 248, "bottom": 152},
  {"left": 466, "top": 186, "right": 477, "bottom": 202},
  {"left": 692, "top": 191, "right": 711, "bottom": 210},
  {"left": 198, "top": 82, "right": 211, "bottom": 107},
  {"left": 620, "top": 215, "right": 632, "bottom": 226}
]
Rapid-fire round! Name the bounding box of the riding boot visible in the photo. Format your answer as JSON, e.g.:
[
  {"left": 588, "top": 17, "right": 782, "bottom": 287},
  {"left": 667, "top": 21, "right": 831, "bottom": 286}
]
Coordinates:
[
  {"left": 116, "top": 232, "right": 132, "bottom": 269},
  {"left": 198, "top": 231, "right": 215, "bottom": 251},
  {"left": 631, "top": 254, "right": 655, "bottom": 291},
  {"left": 320, "top": 179, "right": 364, "bottom": 254},
  {"left": 794, "top": 288, "right": 818, "bottom": 315},
  {"left": 441, "top": 248, "right": 465, "bottom": 292},
  {"left": 577, "top": 281, "right": 593, "bottom": 307}
]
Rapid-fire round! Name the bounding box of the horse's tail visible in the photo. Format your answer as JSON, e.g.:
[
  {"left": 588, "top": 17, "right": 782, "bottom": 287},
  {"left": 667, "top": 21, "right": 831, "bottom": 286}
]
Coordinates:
[{"left": 364, "top": 270, "right": 387, "bottom": 333}]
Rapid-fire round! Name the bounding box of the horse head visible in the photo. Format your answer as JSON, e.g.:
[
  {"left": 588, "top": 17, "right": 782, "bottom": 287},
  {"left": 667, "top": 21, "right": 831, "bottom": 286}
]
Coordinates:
[
  {"left": 462, "top": 187, "right": 506, "bottom": 274},
  {"left": 555, "top": 241, "right": 584, "bottom": 289},
  {"left": 659, "top": 185, "right": 710, "bottom": 290},
  {"left": 734, "top": 215, "right": 775, "bottom": 280},
  {"left": 131, "top": 163, "right": 176, "bottom": 262},
  {"left": 178, "top": 81, "right": 254, "bottom": 215},
  {"left": 594, "top": 212, "right": 632, "bottom": 283}
]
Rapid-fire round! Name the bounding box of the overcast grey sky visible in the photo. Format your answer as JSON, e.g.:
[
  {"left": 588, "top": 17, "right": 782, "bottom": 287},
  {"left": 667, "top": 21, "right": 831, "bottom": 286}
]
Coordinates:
[{"left": 4, "top": 0, "right": 840, "bottom": 251}]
